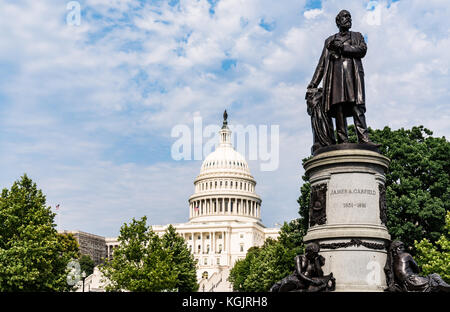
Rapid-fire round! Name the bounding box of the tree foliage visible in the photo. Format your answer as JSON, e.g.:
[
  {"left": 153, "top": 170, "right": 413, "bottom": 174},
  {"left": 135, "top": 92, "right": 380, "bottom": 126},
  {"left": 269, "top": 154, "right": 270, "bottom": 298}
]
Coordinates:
[
  {"left": 298, "top": 125, "right": 449, "bottom": 249},
  {"left": 229, "top": 225, "right": 304, "bottom": 292},
  {"left": 161, "top": 225, "right": 198, "bottom": 292},
  {"left": 79, "top": 254, "right": 95, "bottom": 277},
  {"left": 278, "top": 218, "right": 305, "bottom": 250},
  {"left": 0, "top": 174, "right": 79, "bottom": 291},
  {"left": 414, "top": 211, "right": 450, "bottom": 283},
  {"left": 100, "top": 217, "right": 197, "bottom": 292}
]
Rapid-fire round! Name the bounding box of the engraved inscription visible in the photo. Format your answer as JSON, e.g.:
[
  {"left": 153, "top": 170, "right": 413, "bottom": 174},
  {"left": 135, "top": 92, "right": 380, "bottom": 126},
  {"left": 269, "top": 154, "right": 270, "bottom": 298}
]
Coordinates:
[
  {"left": 343, "top": 202, "right": 367, "bottom": 208},
  {"left": 330, "top": 189, "right": 376, "bottom": 196}
]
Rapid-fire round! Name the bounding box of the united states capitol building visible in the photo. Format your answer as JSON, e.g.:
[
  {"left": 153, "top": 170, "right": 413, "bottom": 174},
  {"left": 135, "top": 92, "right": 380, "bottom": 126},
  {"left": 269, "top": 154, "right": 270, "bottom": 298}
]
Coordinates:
[{"left": 68, "top": 112, "right": 279, "bottom": 292}]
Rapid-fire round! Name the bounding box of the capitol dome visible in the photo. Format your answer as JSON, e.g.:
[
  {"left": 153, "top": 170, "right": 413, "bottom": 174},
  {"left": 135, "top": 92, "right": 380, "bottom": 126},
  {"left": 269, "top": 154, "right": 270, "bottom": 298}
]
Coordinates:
[{"left": 189, "top": 111, "right": 262, "bottom": 223}]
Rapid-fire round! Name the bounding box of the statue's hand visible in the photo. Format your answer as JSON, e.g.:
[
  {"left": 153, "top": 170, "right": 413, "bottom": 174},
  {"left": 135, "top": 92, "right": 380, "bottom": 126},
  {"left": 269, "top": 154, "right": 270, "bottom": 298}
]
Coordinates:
[{"left": 327, "top": 39, "right": 343, "bottom": 52}]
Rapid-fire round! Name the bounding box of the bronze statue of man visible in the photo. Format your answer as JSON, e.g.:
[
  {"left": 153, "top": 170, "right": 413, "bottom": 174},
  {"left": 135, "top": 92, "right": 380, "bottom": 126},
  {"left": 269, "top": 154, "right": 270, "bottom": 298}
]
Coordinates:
[{"left": 307, "top": 10, "right": 375, "bottom": 145}]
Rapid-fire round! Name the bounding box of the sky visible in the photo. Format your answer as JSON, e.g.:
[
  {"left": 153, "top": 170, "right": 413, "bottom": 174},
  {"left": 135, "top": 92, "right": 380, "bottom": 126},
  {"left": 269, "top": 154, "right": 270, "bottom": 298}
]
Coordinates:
[{"left": 0, "top": 0, "right": 449, "bottom": 237}]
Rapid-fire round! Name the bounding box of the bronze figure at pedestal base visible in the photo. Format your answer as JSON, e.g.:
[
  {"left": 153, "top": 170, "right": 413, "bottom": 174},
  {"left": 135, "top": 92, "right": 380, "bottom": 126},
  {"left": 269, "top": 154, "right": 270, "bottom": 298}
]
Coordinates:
[
  {"left": 269, "top": 243, "right": 335, "bottom": 292},
  {"left": 384, "top": 241, "right": 450, "bottom": 292}
]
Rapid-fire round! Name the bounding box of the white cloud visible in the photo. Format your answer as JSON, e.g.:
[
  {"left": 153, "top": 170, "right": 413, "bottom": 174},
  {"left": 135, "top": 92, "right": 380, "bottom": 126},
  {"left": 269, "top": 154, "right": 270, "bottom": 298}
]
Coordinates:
[{"left": 304, "top": 9, "right": 323, "bottom": 20}]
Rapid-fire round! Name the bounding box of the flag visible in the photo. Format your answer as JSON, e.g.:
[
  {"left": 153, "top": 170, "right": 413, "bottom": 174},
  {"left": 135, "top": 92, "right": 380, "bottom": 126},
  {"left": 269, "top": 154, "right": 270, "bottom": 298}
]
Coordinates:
[
  {"left": 56, "top": 204, "right": 60, "bottom": 210},
  {"left": 194, "top": 206, "right": 199, "bottom": 211}
]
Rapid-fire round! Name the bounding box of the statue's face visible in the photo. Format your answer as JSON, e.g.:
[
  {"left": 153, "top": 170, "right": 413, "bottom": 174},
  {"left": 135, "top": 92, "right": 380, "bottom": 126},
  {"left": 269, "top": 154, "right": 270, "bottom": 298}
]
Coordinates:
[
  {"left": 337, "top": 10, "right": 352, "bottom": 29},
  {"left": 306, "top": 250, "right": 318, "bottom": 260},
  {"left": 394, "top": 243, "right": 405, "bottom": 255}
]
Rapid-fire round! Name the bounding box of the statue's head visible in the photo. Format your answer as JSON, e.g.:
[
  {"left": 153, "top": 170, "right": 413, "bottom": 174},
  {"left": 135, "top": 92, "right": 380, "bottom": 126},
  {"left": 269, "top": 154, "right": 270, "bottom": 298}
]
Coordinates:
[
  {"left": 336, "top": 10, "right": 352, "bottom": 30},
  {"left": 390, "top": 240, "right": 405, "bottom": 256},
  {"left": 305, "top": 242, "right": 320, "bottom": 260}
]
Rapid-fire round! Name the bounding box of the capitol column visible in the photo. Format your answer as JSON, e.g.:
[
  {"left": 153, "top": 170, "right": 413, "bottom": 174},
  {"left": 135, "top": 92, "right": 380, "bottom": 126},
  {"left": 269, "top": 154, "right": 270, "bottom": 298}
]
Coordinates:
[
  {"left": 223, "top": 231, "right": 226, "bottom": 252},
  {"left": 209, "top": 231, "right": 212, "bottom": 254},
  {"left": 201, "top": 231, "right": 204, "bottom": 254}
]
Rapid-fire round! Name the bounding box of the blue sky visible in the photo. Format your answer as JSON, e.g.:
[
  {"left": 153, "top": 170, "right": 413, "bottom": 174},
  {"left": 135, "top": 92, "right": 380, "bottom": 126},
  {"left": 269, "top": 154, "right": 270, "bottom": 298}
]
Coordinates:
[{"left": 0, "top": 0, "right": 449, "bottom": 237}]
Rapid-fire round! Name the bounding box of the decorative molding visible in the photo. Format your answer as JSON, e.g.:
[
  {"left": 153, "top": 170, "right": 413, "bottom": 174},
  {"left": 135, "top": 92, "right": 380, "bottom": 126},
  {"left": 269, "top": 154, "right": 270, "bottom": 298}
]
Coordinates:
[
  {"left": 319, "top": 239, "right": 388, "bottom": 250},
  {"left": 309, "top": 183, "right": 327, "bottom": 226},
  {"left": 379, "top": 184, "right": 387, "bottom": 225}
]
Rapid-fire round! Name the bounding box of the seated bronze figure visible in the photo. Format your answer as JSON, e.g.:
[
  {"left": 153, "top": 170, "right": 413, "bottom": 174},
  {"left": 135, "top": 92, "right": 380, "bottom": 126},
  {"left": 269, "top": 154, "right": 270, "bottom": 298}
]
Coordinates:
[
  {"left": 384, "top": 240, "right": 450, "bottom": 292},
  {"left": 270, "top": 242, "right": 335, "bottom": 292}
]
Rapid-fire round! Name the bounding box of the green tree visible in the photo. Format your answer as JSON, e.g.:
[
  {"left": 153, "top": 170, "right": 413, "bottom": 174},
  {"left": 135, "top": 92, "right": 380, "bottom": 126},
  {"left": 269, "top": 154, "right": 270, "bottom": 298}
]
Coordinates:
[
  {"left": 229, "top": 225, "right": 304, "bottom": 292},
  {"left": 161, "top": 225, "right": 198, "bottom": 292},
  {"left": 298, "top": 126, "right": 449, "bottom": 249},
  {"left": 414, "top": 211, "right": 450, "bottom": 283},
  {"left": 100, "top": 216, "right": 176, "bottom": 291},
  {"left": 100, "top": 217, "right": 197, "bottom": 292},
  {"left": 0, "top": 174, "right": 79, "bottom": 291},
  {"left": 228, "top": 246, "right": 260, "bottom": 292},
  {"left": 79, "top": 254, "right": 95, "bottom": 277},
  {"left": 278, "top": 218, "right": 306, "bottom": 251}
]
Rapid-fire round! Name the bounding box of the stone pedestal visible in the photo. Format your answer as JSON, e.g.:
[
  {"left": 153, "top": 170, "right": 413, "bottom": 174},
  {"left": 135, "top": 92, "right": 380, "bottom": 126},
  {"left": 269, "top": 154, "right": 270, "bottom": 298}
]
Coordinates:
[{"left": 303, "top": 146, "right": 391, "bottom": 292}]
